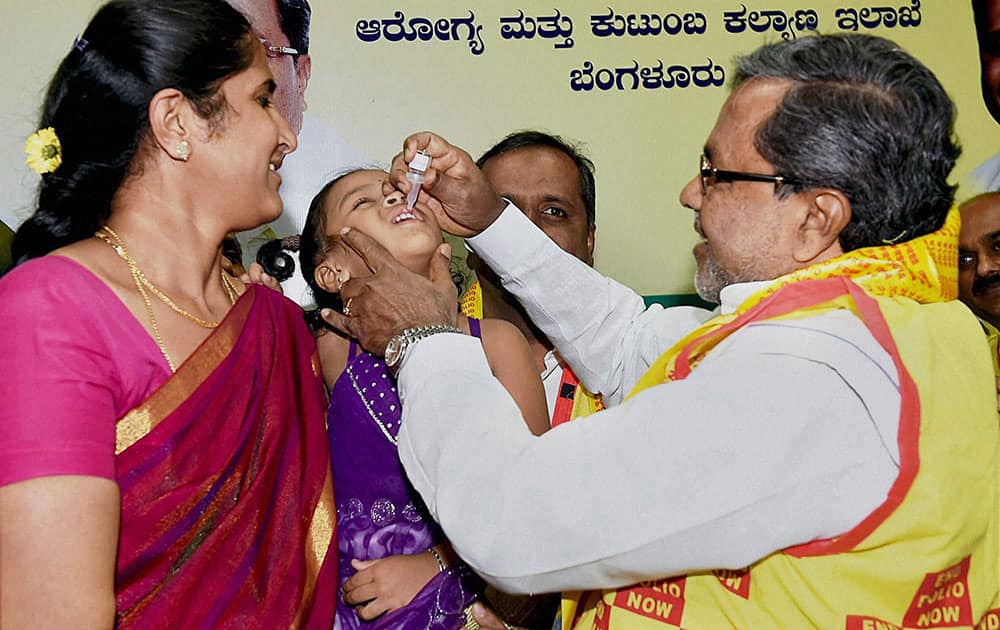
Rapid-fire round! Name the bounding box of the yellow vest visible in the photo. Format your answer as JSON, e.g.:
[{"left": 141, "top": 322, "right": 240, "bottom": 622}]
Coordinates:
[
  {"left": 459, "top": 280, "right": 603, "bottom": 421},
  {"left": 561, "top": 209, "right": 999, "bottom": 628}
]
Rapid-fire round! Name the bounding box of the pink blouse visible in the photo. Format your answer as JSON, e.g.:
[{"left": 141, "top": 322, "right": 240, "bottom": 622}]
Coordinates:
[{"left": 0, "top": 256, "right": 171, "bottom": 487}]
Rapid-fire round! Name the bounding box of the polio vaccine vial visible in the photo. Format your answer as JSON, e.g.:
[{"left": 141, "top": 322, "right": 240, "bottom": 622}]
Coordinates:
[{"left": 405, "top": 150, "right": 431, "bottom": 209}]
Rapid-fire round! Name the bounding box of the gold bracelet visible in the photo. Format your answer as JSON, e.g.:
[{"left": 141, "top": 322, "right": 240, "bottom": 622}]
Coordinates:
[
  {"left": 427, "top": 546, "right": 446, "bottom": 573},
  {"left": 464, "top": 606, "right": 482, "bottom": 630}
]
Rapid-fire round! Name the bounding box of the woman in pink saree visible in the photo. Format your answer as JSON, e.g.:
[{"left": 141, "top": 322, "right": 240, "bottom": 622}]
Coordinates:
[{"left": 0, "top": 1, "right": 335, "bottom": 627}]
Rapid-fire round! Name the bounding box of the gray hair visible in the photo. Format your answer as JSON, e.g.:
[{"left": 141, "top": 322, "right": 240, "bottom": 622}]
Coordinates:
[{"left": 734, "top": 34, "right": 960, "bottom": 251}]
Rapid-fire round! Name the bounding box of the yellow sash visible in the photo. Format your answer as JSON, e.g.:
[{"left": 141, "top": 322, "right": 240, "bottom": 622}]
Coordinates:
[{"left": 628, "top": 208, "right": 959, "bottom": 398}]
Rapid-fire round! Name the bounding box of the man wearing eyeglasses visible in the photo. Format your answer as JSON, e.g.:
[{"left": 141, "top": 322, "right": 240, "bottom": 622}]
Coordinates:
[
  {"left": 325, "top": 34, "right": 999, "bottom": 627},
  {"left": 231, "top": 0, "right": 310, "bottom": 135},
  {"left": 228, "top": 0, "right": 367, "bottom": 305}
]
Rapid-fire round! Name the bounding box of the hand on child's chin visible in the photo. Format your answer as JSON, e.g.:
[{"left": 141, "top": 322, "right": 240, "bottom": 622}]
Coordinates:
[{"left": 327, "top": 242, "right": 371, "bottom": 283}]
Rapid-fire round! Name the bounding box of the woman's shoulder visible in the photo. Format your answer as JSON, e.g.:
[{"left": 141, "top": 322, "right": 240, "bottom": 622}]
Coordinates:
[
  {"left": 2, "top": 254, "right": 100, "bottom": 287},
  {"left": 0, "top": 253, "right": 163, "bottom": 378},
  {"left": 0, "top": 255, "right": 110, "bottom": 314},
  {"left": 0, "top": 255, "right": 161, "bottom": 487}
]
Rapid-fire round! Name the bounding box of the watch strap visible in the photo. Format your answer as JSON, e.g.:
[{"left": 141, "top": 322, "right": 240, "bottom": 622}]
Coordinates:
[{"left": 386, "top": 324, "right": 464, "bottom": 367}]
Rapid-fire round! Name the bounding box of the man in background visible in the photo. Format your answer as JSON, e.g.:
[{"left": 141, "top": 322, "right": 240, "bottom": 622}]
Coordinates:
[
  {"left": 229, "top": 0, "right": 367, "bottom": 305},
  {"left": 459, "top": 131, "right": 605, "bottom": 628},
  {"left": 462, "top": 131, "right": 603, "bottom": 426},
  {"left": 959, "top": 192, "right": 1000, "bottom": 376}
]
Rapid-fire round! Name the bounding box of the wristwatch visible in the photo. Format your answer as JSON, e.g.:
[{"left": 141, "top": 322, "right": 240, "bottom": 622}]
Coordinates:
[{"left": 384, "top": 324, "right": 464, "bottom": 368}]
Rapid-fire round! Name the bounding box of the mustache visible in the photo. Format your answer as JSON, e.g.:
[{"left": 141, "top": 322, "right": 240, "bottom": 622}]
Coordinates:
[{"left": 972, "top": 273, "right": 1000, "bottom": 296}]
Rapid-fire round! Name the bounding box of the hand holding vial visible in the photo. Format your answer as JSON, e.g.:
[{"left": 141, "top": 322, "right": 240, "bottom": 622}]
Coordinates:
[{"left": 387, "top": 132, "right": 508, "bottom": 238}]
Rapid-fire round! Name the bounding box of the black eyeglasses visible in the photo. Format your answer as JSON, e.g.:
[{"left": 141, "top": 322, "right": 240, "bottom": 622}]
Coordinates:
[
  {"left": 700, "top": 154, "right": 799, "bottom": 195},
  {"left": 260, "top": 38, "right": 299, "bottom": 59}
]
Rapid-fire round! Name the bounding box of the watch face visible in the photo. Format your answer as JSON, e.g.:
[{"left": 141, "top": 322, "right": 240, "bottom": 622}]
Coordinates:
[{"left": 385, "top": 338, "right": 402, "bottom": 367}]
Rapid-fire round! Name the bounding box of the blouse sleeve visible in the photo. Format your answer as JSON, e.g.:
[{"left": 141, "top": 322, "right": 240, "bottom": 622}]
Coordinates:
[{"left": 0, "top": 259, "right": 118, "bottom": 487}]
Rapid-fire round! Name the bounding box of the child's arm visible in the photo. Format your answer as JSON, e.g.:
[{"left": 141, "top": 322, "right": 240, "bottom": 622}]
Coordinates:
[
  {"left": 315, "top": 329, "right": 352, "bottom": 390},
  {"left": 477, "top": 318, "right": 551, "bottom": 436},
  {"left": 339, "top": 321, "right": 548, "bottom": 621}
]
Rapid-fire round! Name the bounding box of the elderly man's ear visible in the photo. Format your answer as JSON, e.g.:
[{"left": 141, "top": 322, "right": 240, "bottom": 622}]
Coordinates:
[{"left": 792, "top": 189, "right": 851, "bottom": 264}]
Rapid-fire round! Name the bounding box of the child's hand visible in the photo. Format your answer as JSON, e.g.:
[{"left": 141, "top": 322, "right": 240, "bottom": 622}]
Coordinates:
[
  {"left": 239, "top": 262, "right": 283, "bottom": 294},
  {"left": 341, "top": 552, "right": 440, "bottom": 620}
]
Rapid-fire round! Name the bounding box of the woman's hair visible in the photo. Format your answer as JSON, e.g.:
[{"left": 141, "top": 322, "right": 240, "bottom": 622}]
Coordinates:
[{"left": 11, "top": 0, "right": 257, "bottom": 264}]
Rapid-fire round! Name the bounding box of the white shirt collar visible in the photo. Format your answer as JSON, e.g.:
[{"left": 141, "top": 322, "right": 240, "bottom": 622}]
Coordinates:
[
  {"left": 717, "top": 280, "right": 775, "bottom": 315},
  {"left": 540, "top": 349, "right": 561, "bottom": 380}
]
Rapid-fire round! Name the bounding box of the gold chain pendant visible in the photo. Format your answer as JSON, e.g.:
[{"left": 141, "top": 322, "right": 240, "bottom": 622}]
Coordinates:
[{"left": 95, "top": 226, "right": 240, "bottom": 371}]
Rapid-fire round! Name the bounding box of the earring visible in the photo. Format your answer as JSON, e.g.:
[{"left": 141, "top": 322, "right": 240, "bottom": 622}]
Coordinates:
[{"left": 176, "top": 139, "right": 190, "bottom": 161}]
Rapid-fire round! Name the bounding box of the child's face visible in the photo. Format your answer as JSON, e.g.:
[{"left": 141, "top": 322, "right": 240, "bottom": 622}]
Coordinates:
[{"left": 320, "top": 169, "right": 443, "bottom": 286}]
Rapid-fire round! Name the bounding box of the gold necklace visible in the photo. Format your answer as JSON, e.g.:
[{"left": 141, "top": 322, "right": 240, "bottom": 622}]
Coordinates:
[
  {"left": 221, "top": 268, "right": 238, "bottom": 304},
  {"left": 95, "top": 226, "right": 238, "bottom": 371}
]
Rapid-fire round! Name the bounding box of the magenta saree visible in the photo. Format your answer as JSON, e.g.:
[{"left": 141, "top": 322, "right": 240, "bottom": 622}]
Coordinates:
[{"left": 112, "top": 285, "right": 336, "bottom": 628}]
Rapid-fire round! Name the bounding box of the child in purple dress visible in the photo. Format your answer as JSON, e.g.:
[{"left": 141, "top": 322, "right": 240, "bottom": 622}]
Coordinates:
[{"left": 299, "top": 169, "right": 550, "bottom": 629}]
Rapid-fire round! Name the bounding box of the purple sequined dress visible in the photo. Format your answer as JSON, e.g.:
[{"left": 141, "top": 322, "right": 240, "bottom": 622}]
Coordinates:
[{"left": 330, "top": 325, "right": 483, "bottom": 630}]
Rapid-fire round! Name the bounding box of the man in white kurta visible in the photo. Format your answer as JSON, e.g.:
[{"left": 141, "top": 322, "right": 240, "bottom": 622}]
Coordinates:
[
  {"left": 395, "top": 205, "right": 900, "bottom": 593},
  {"left": 321, "top": 35, "right": 997, "bottom": 621}
]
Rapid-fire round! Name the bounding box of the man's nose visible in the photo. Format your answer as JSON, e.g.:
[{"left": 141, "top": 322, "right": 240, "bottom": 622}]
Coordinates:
[
  {"left": 679, "top": 175, "right": 702, "bottom": 212},
  {"left": 274, "top": 107, "right": 298, "bottom": 156},
  {"left": 978, "top": 251, "right": 1000, "bottom": 277}
]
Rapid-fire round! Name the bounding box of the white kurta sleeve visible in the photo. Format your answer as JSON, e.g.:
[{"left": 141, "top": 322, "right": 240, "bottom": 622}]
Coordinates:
[{"left": 397, "top": 310, "right": 900, "bottom": 594}]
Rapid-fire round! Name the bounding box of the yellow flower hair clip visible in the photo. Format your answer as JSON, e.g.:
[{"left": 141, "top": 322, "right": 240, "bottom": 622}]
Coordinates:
[{"left": 25, "top": 127, "right": 62, "bottom": 175}]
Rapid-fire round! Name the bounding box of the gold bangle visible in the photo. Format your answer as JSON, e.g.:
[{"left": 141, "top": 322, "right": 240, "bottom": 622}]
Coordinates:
[
  {"left": 463, "top": 606, "right": 481, "bottom": 630},
  {"left": 463, "top": 605, "right": 514, "bottom": 630},
  {"left": 427, "top": 546, "right": 446, "bottom": 573}
]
